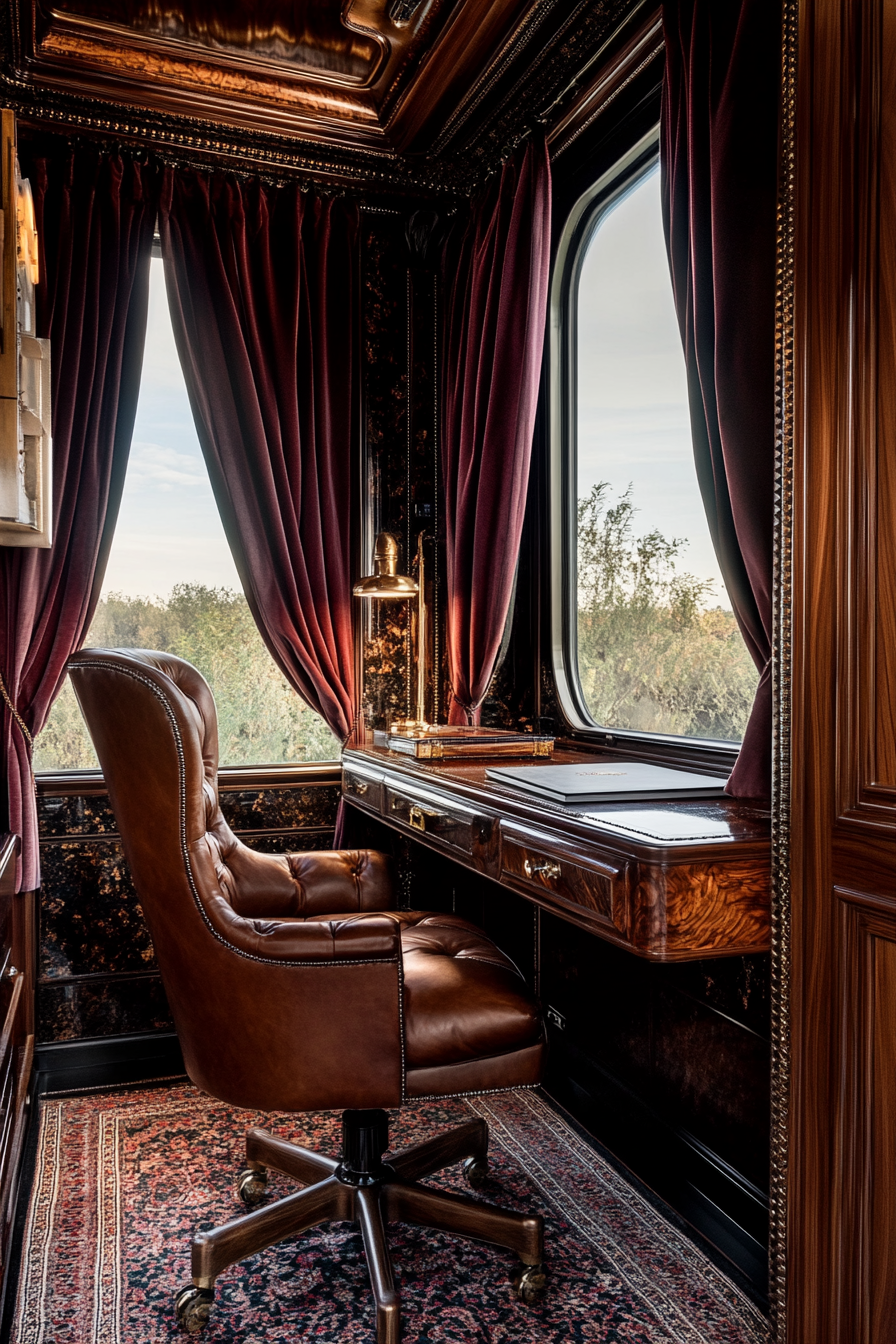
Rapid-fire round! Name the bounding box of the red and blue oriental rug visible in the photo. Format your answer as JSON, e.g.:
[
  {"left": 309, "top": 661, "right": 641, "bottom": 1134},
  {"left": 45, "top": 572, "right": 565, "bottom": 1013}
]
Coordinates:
[{"left": 12, "top": 1084, "right": 768, "bottom": 1343}]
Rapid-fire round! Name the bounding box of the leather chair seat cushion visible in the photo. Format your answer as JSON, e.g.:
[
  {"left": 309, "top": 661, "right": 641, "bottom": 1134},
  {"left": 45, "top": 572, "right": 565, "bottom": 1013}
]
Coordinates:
[
  {"left": 305, "top": 909, "right": 543, "bottom": 1070},
  {"left": 389, "top": 911, "right": 542, "bottom": 1069}
]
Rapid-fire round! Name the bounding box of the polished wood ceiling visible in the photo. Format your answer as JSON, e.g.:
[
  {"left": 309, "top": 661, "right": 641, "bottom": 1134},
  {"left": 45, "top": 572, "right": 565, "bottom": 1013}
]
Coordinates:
[{"left": 1, "top": 0, "right": 662, "bottom": 188}]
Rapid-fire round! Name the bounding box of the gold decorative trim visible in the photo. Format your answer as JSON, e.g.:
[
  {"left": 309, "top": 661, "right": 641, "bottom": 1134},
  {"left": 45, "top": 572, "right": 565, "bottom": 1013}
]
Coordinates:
[
  {"left": 549, "top": 37, "right": 663, "bottom": 160},
  {"left": 38, "top": 30, "right": 378, "bottom": 116},
  {"left": 9, "top": 92, "right": 416, "bottom": 191},
  {"left": 438, "top": 0, "right": 640, "bottom": 178},
  {"left": 427, "top": 0, "right": 570, "bottom": 153},
  {"left": 770, "top": 0, "right": 799, "bottom": 1335},
  {"left": 1, "top": 0, "right": 644, "bottom": 194}
]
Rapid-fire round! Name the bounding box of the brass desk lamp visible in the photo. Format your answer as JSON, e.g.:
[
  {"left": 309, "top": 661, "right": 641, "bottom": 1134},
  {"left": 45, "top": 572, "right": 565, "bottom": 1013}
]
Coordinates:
[{"left": 354, "top": 531, "right": 429, "bottom": 735}]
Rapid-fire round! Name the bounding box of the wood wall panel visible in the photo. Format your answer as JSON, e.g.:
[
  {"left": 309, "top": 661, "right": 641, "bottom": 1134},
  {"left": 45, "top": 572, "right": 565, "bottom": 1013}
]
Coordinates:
[
  {"left": 789, "top": 0, "right": 896, "bottom": 1338},
  {"left": 872, "top": 0, "right": 896, "bottom": 799},
  {"left": 835, "top": 889, "right": 896, "bottom": 1344},
  {"left": 868, "top": 931, "right": 896, "bottom": 1343}
]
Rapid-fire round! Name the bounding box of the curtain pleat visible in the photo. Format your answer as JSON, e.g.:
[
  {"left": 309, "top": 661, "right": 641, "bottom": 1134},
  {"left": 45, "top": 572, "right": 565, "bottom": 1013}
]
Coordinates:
[
  {"left": 441, "top": 138, "right": 551, "bottom": 725},
  {"left": 159, "top": 172, "right": 358, "bottom": 745},
  {"left": 0, "top": 149, "right": 158, "bottom": 890},
  {"left": 661, "top": 0, "right": 781, "bottom": 796}
]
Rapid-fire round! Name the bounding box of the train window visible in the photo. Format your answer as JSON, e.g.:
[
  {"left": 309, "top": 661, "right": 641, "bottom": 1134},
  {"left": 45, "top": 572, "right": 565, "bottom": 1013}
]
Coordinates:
[
  {"left": 34, "top": 257, "right": 339, "bottom": 771},
  {"left": 552, "top": 149, "right": 758, "bottom": 744}
]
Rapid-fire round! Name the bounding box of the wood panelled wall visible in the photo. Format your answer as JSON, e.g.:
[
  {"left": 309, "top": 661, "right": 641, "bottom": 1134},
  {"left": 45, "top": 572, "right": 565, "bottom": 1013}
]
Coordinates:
[{"left": 789, "top": 0, "right": 896, "bottom": 1339}]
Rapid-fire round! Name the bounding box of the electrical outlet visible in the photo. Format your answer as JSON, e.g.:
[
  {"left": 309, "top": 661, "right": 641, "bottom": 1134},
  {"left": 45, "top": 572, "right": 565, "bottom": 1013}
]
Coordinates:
[{"left": 546, "top": 1005, "right": 566, "bottom": 1031}]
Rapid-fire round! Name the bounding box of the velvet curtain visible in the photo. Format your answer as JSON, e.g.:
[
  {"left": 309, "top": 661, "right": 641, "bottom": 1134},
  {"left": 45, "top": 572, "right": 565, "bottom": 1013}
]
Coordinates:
[
  {"left": 159, "top": 173, "right": 358, "bottom": 745},
  {"left": 441, "top": 137, "right": 551, "bottom": 725},
  {"left": 0, "top": 150, "right": 158, "bottom": 890},
  {"left": 661, "top": 0, "right": 780, "bottom": 797}
]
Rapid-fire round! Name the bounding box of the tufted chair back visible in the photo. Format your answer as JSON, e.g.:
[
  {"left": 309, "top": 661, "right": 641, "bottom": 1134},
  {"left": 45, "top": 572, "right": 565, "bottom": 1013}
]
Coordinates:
[{"left": 68, "top": 647, "right": 403, "bottom": 1113}]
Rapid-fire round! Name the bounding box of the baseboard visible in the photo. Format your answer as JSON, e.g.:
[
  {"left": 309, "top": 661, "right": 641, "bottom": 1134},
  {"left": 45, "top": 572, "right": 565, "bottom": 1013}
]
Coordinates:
[
  {"left": 544, "top": 1039, "right": 769, "bottom": 1297},
  {"left": 34, "top": 1031, "right": 185, "bottom": 1095}
]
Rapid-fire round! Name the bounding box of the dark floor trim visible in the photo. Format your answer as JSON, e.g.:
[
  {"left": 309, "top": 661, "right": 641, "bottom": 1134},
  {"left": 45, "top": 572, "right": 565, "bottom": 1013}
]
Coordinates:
[
  {"left": 544, "top": 1040, "right": 770, "bottom": 1298},
  {"left": 34, "top": 1030, "right": 185, "bottom": 1095},
  {"left": 537, "top": 1088, "right": 770, "bottom": 1316}
]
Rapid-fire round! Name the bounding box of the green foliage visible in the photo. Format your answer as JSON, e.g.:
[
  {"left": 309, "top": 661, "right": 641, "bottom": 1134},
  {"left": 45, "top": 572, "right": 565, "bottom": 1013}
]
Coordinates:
[
  {"left": 576, "top": 483, "right": 757, "bottom": 741},
  {"left": 33, "top": 584, "right": 339, "bottom": 773}
]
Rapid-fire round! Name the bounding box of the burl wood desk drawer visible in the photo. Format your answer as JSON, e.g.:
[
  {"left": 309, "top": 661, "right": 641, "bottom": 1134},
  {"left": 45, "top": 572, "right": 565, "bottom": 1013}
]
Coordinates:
[
  {"left": 501, "top": 825, "right": 628, "bottom": 935},
  {"left": 343, "top": 765, "right": 385, "bottom": 814},
  {"left": 385, "top": 785, "right": 488, "bottom": 861}
]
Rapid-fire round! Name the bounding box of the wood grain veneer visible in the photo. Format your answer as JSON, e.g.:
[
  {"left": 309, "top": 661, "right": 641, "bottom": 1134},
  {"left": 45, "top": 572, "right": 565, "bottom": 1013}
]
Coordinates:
[
  {"left": 632, "top": 858, "right": 771, "bottom": 960},
  {"left": 788, "top": 0, "right": 896, "bottom": 1337}
]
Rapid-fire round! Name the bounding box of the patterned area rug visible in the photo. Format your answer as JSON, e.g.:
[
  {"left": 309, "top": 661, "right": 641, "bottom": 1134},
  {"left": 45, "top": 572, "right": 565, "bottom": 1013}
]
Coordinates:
[{"left": 13, "top": 1084, "right": 768, "bottom": 1344}]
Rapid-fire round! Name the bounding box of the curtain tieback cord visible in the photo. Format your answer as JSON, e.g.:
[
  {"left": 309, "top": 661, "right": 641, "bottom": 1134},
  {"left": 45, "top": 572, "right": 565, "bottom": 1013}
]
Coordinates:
[{"left": 0, "top": 671, "right": 33, "bottom": 748}]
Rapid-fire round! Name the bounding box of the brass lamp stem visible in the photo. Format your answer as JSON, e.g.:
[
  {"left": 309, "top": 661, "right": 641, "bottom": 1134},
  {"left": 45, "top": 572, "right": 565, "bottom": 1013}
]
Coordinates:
[
  {"left": 414, "top": 531, "right": 427, "bottom": 728},
  {"left": 389, "top": 531, "right": 430, "bottom": 735}
]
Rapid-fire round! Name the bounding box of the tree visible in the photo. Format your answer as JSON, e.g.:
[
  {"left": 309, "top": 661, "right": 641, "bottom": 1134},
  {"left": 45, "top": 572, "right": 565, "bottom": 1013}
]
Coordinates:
[
  {"left": 576, "top": 483, "right": 757, "bottom": 740},
  {"left": 33, "top": 586, "right": 338, "bottom": 772}
]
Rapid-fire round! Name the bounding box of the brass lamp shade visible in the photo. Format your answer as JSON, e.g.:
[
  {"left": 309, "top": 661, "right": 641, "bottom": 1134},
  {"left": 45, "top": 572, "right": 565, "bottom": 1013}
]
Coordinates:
[{"left": 353, "top": 532, "right": 418, "bottom": 597}]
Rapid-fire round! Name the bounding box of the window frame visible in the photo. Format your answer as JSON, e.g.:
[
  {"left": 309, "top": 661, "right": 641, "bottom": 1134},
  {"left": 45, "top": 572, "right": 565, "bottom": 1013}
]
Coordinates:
[{"left": 549, "top": 127, "right": 741, "bottom": 768}]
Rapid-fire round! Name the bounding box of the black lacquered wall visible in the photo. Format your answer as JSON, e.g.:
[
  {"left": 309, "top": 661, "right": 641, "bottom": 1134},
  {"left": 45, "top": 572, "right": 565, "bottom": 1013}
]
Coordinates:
[{"left": 35, "top": 773, "right": 340, "bottom": 1044}]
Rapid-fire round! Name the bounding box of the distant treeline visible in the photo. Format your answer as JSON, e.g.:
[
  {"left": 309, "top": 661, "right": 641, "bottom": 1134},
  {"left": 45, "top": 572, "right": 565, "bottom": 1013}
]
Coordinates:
[
  {"left": 576, "top": 483, "right": 757, "bottom": 742},
  {"left": 34, "top": 585, "right": 339, "bottom": 773},
  {"left": 36, "top": 489, "right": 756, "bottom": 772}
]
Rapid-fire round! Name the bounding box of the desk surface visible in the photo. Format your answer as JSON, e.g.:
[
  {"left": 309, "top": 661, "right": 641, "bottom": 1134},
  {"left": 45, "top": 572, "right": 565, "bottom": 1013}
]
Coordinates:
[{"left": 343, "top": 741, "right": 771, "bottom": 962}]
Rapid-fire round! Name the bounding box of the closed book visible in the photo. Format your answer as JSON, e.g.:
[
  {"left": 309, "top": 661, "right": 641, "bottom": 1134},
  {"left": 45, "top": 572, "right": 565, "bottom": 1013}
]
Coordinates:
[
  {"left": 386, "top": 726, "right": 554, "bottom": 760},
  {"left": 485, "top": 760, "right": 727, "bottom": 804}
]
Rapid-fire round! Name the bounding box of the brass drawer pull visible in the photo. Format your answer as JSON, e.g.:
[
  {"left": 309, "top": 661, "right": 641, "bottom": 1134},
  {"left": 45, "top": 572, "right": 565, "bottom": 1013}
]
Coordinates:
[
  {"left": 402, "top": 804, "right": 442, "bottom": 833},
  {"left": 354, "top": 781, "right": 369, "bottom": 795},
  {"left": 524, "top": 858, "right": 561, "bottom": 881}
]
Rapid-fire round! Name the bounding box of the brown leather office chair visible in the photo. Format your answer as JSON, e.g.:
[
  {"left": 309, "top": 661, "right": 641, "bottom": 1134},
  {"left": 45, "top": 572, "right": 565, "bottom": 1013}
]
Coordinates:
[{"left": 68, "top": 648, "right": 547, "bottom": 1342}]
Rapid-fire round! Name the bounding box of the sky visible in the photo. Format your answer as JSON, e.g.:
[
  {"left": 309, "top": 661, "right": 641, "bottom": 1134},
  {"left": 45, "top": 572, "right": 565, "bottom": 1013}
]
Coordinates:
[
  {"left": 100, "top": 257, "right": 241, "bottom": 600},
  {"left": 577, "top": 163, "right": 727, "bottom": 598}
]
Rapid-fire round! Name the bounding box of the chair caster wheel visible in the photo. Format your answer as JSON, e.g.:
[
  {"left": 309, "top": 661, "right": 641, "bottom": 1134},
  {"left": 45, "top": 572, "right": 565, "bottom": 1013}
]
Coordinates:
[
  {"left": 463, "top": 1154, "right": 489, "bottom": 1189},
  {"left": 511, "top": 1261, "right": 547, "bottom": 1304},
  {"left": 175, "top": 1285, "right": 214, "bottom": 1333},
  {"left": 236, "top": 1165, "right": 268, "bottom": 1207}
]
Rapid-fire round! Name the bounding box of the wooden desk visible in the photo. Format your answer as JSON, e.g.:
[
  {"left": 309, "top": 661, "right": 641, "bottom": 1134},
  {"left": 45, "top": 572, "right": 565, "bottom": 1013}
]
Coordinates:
[{"left": 342, "top": 743, "right": 771, "bottom": 961}]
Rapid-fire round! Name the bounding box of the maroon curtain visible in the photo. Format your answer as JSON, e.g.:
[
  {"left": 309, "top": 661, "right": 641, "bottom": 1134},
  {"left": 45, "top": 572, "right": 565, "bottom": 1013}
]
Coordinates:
[
  {"left": 441, "top": 138, "right": 551, "bottom": 725},
  {"left": 159, "top": 172, "right": 358, "bottom": 744},
  {"left": 661, "top": 0, "right": 780, "bottom": 797},
  {"left": 0, "top": 150, "right": 158, "bottom": 890}
]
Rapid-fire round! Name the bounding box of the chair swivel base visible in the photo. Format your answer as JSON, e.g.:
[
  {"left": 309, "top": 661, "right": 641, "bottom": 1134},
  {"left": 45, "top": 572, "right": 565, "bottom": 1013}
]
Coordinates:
[{"left": 174, "top": 1108, "right": 546, "bottom": 1343}]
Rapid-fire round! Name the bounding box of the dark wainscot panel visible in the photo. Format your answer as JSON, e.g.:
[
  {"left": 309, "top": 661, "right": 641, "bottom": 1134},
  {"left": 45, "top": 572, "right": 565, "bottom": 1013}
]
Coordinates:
[{"left": 35, "top": 769, "right": 341, "bottom": 1045}]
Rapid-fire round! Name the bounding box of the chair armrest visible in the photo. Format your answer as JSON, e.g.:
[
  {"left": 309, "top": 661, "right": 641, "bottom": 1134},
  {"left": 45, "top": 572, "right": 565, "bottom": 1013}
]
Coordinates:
[
  {"left": 215, "top": 907, "right": 401, "bottom": 965},
  {"left": 221, "top": 843, "right": 396, "bottom": 918}
]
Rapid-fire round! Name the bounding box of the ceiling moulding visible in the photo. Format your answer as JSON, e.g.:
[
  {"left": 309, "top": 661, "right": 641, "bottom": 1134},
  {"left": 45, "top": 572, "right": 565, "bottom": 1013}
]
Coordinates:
[{"left": 0, "top": 0, "right": 660, "bottom": 193}]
